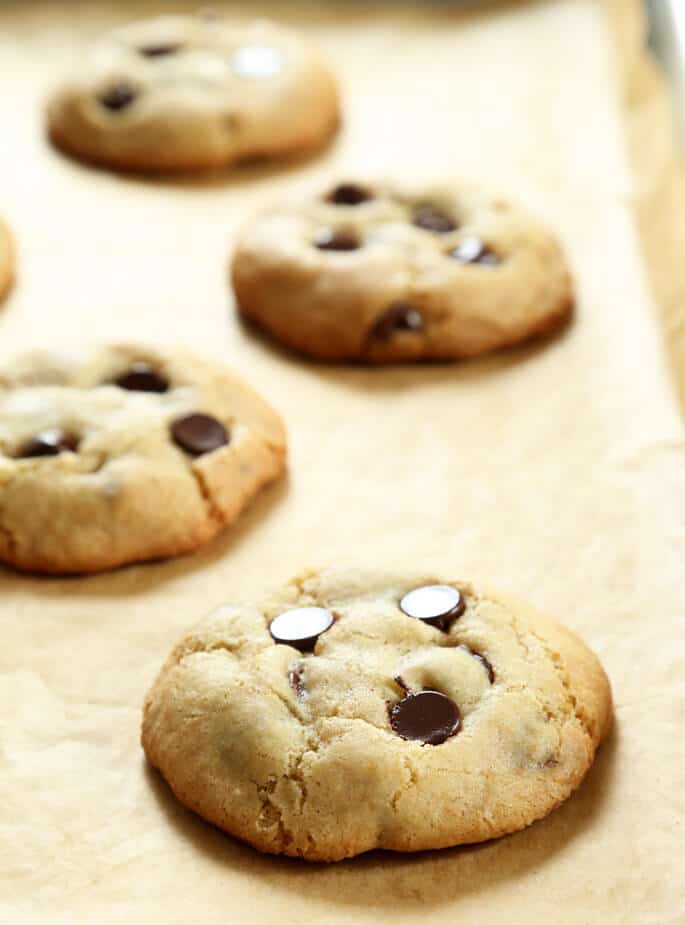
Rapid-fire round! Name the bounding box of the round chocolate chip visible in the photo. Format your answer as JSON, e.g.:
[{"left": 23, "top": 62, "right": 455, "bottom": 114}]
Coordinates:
[
  {"left": 400, "top": 584, "right": 465, "bottom": 631},
  {"left": 371, "top": 303, "right": 424, "bottom": 341},
  {"left": 171, "top": 413, "right": 228, "bottom": 456},
  {"left": 390, "top": 690, "right": 461, "bottom": 745},
  {"left": 461, "top": 646, "right": 495, "bottom": 684},
  {"left": 269, "top": 607, "right": 334, "bottom": 652},
  {"left": 314, "top": 229, "right": 360, "bottom": 252},
  {"left": 231, "top": 45, "right": 284, "bottom": 79},
  {"left": 98, "top": 83, "right": 138, "bottom": 112},
  {"left": 327, "top": 184, "right": 373, "bottom": 206},
  {"left": 412, "top": 204, "right": 457, "bottom": 234},
  {"left": 115, "top": 362, "right": 169, "bottom": 393},
  {"left": 18, "top": 429, "right": 79, "bottom": 459},
  {"left": 450, "top": 237, "right": 500, "bottom": 266}
]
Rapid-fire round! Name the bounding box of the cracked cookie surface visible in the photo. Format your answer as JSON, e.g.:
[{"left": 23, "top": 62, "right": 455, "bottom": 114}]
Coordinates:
[
  {"left": 0, "top": 345, "right": 286, "bottom": 573},
  {"left": 142, "top": 568, "right": 611, "bottom": 861},
  {"left": 232, "top": 180, "right": 574, "bottom": 363},
  {"left": 0, "top": 217, "right": 13, "bottom": 302},
  {"left": 47, "top": 14, "right": 340, "bottom": 173}
]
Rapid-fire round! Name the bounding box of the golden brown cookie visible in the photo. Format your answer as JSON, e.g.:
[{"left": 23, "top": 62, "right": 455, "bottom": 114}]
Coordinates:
[
  {"left": 232, "top": 180, "right": 574, "bottom": 362},
  {"left": 142, "top": 568, "right": 611, "bottom": 861},
  {"left": 0, "top": 345, "right": 286, "bottom": 574},
  {"left": 47, "top": 14, "right": 339, "bottom": 173}
]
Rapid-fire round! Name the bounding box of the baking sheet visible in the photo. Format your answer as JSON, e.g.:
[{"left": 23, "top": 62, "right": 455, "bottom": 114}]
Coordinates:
[{"left": 1, "top": 0, "right": 684, "bottom": 922}]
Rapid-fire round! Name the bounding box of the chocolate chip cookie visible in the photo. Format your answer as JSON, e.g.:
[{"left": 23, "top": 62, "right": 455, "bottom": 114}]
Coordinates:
[
  {"left": 0, "top": 345, "right": 286, "bottom": 573},
  {"left": 0, "top": 216, "right": 13, "bottom": 302},
  {"left": 142, "top": 568, "right": 611, "bottom": 861},
  {"left": 46, "top": 14, "right": 339, "bottom": 173},
  {"left": 231, "top": 180, "right": 574, "bottom": 362}
]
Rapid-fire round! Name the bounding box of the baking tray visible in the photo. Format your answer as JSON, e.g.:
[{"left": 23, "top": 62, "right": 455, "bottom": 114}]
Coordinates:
[{"left": 1, "top": 1, "right": 684, "bottom": 923}]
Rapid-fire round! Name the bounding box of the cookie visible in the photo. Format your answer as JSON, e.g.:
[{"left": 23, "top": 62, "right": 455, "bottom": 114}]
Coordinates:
[
  {"left": 0, "top": 345, "right": 286, "bottom": 574},
  {"left": 142, "top": 568, "right": 611, "bottom": 861},
  {"left": 231, "top": 181, "right": 574, "bottom": 362},
  {"left": 0, "top": 216, "right": 13, "bottom": 302},
  {"left": 46, "top": 14, "right": 339, "bottom": 173}
]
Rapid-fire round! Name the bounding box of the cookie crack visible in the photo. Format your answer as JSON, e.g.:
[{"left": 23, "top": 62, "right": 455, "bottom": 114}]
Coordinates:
[
  {"left": 528, "top": 627, "right": 595, "bottom": 744},
  {"left": 188, "top": 463, "right": 223, "bottom": 524}
]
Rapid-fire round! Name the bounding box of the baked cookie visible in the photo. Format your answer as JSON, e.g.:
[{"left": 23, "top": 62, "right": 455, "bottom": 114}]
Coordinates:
[
  {"left": 0, "top": 345, "right": 286, "bottom": 574},
  {"left": 142, "top": 568, "right": 611, "bottom": 861},
  {"left": 46, "top": 14, "right": 339, "bottom": 173},
  {"left": 232, "top": 181, "right": 574, "bottom": 362},
  {"left": 0, "top": 216, "right": 13, "bottom": 302}
]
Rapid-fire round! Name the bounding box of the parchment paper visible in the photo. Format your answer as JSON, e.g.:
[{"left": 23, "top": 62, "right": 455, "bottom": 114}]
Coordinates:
[{"left": 1, "top": 1, "right": 683, "bottom": 922}]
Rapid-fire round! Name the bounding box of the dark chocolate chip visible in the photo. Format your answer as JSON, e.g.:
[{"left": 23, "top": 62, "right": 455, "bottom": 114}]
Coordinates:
[
  {"left": 371, "top": 303, "right": 424, "bottom": 341},
  {"left": 18, "top": 429, "right": 79, "bottom": 459},
  {"left": 314, "top": 229, "right": 360, "bottom": 252},
  {"left": 139, "top": 43, "right": 181, "bottom": 58},
  {"left": 171, "top": 413, "right": 228, "bottom": 456},
  {"left": 390, "top": 690, "right": 461, "bottom": 746},
  {"left": 412, "top": 204, "right": 457, "bottom": 234},
  {"left": 98, "top": 83, "right": 138, "bottom": 112},
  {"left": 269, "top": 607, "right": 334, "bottom": 652},
  {"left": 289, "top": 665, "right": 306, "bottom": 697},
  {"left": 461, "top": 646, "right": 495, "bottom": 684},
  {"left": 450, "top": 237, "right": 500, "bottom": 266},
  {"left": 400, "top": 584, "right": 465, "bottom": 632},
  {"left": 327, "top": 184, "right": 373, "bottom": 206},
  {"left": 115, "top": 362, "right": 169, "bottom": 393}
]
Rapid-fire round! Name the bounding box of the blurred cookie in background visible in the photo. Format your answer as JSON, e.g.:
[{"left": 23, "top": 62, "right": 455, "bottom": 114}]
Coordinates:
[
  {"left": 232, "top": 180, "right": 574, "bottom": 363},
  {"left": 0, "top": 344, "right": 286, "bottom": 573},
  {"left": 46, "top": 14, "right": 340, "bottom": 173}
]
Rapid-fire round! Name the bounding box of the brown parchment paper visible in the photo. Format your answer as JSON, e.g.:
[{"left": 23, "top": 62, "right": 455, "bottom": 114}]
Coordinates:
[{"left": 1, "top": 1, "right": 683, "bottom": 922}]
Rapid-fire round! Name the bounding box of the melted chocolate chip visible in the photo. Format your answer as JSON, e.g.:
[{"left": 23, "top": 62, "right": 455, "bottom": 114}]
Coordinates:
[
  {"left": 390, "top": 690, "right": 461, "bottom": 745},
  {"left": 18, "top": 429, "right": 79, "bottom": 459},
  {"left": 289, "top": 666, "right": 306, "bottom": 697},
  {"left": 98, "top": 83, "right": 138, "bottom": 112},
  {"left": 450, "top": 237, "right": 500, "bottom": 266},
  {"left": 139, "top": 43, "right": 181, "bottom": 57},
  {"left": 171, "top": 413, "right": 228, "bottom": 456},
  {"left": 327, "top": 184, "right": 373, "bottom": 206},
  {"left": 400, "top": 585, "right": 465, "bottom": 631},
  {"left": 115, "top": 362, "right": 169, "bottom": 393},
  {"left": 270, "top": 607, "right": 334, "bottom": 652},
  {"left": 371, "top": 303, "right": 424, "bottom": 341},
  {"left": 314, "top": 229, "right": 360, "bottom": 252},
  {"left": 460, "top": 646, "right": 495, "bottom": 684},
  {"left": 412, "top": 204, "right": 457, "bottom": 234}
]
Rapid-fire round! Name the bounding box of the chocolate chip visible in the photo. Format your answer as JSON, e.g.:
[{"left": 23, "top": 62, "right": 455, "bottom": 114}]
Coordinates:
[
  {"left": 115, "top": 362, "right": 169, "bottom": 393},
  {"left": 412, "top": 204, "right": 457, "bottom": 234},
  {"left": 18, "top": 429, "right": 79, "bottom": 459},
  {"left": 327, "top": 184, "right": 373, "bottom": 206},
  {"left": 98, "top": 83, "right": 138, "bottom": 111},
  {"left": 269, "top": 607, "right": 334, "bottom": 652},
  {"left": 289, "top": 666, "right": 306, "bottom": 697},
  {"left": 371, "top": 303, "right": 424, "bottom": 341},
  {"left": 139, "top": 43, "right": 181, "bottom": 58},
  {"left": 450, "top": 237, "right": 500, "bottom": 266},
  {"left": 314, "top": 229, "right": 360, "bottom": 252},
  {"left": 390, "top": 690, "right": 461, "bottom": 745},
  {"left": 400, "top": 584, "right": 465, "bottom": 631},
  {"left": 171, "top": 413, "right": 228, "bottom": 456},
  {"left": 461, "top": 646, "right": 495, "bottom": 684}
]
